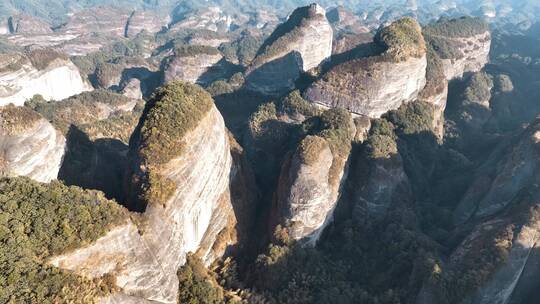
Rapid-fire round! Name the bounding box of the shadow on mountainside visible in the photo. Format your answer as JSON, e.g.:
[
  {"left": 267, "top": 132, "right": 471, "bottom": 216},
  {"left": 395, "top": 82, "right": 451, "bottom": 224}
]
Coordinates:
[{"left": 58, "top": 124, "right": 129, "bottom": 204}]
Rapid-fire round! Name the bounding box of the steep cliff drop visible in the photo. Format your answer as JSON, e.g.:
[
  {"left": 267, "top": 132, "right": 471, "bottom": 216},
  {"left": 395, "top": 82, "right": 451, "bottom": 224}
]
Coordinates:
[
  {"left": 49, "top": 82, "right": 244, "bottom": 303},
  {"left": 275, "top": 108, "right": 354, "bottom": 245},
  {"left": 304, "top": 17, "right": 427, "bottom": 118},
  {"left": 420, "top": 17, "right": 491, "bottom": 138},
  {"left": 0, "top": 49, "right": 92, "bottom": 106},
  {"left": 0, "top": 104, "right": 65, "bottom": 182},
  {"left": 423, "top": 17, "right": 491, "bottom": 81},
  {"left": 245, "top": 3, "right": 333, "bottom": 96},
  {"left": 416, "top": 118, "right": 540, "bottom": 304},
  {"left": 163, "top": 46, "right": 224, "bottom": 86}
]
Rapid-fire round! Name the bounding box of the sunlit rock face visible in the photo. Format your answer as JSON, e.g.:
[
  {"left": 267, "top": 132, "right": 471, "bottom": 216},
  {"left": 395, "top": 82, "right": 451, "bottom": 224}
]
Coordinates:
[
  {"left": 423, "top": 17, "right": 491, "bottom": 81},
  {"left": 276, "top": 135, "right": 350, "bottom": 245},
  {"left": 163, "top": 50, "right": 224, "bottom": 85},
  {"left": 245, "top": 4, "right": 333, "bottom": 96},
  {"left": 0, "top": 52, "right": 91, "bottom": 106},
  {"left": 440, "top": 31, "right": 491, "bottom": 80},
  {"left": 0, "top": 105, "right": 65, "bottom": 183},
  {"left": 49, "top": 83, "right": 240, "bottom": 303},
  {"left": 273, "top": 108, "right": 354, "bottom": 245},
  {"left": 304, "top": 18, "right": 427, "bottom": 118}
]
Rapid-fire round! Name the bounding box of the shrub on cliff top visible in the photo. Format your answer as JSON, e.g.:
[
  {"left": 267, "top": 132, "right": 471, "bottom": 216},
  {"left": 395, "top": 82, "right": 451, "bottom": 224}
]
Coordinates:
[
  {"left": 301, "top": 108, "right": 353, "bottom": 186},
  {"left": 174, "top": 45, "right": 220, "bottom": 58},
  {"left": 138, "top": 81, "right": 213, "bottom": 166},
  {"left": 385, "top": 101, "right": 435, "bottom": 135},
  {"left": 463, "top": 72, "right": 493, "bottom": 106},
  {"left": 376, "top": 17, "right": 426, "bottom": 62},
  {"left": 178, "top": 255, "right": 228, "bottom": 304},
  {"left": 0, "top": 177, "right": 126, "bottom": 302},
  {"left": 366, "top": 119, "right": 398, "bottom": 159},
  {"left": 424, "top": 16, "right": 488, "bottom": 38},
  {"left": 31, "top": 90, "right": 134, "bottom": 135},
  {"left": 279, "top": 90, "right": 321, "bottom": 119},
  {"left": 0, "top": 104, "right": 42, "bottom": 135},
  {"left": 25, "top": 48, "right": 68, "bottom": 70}
]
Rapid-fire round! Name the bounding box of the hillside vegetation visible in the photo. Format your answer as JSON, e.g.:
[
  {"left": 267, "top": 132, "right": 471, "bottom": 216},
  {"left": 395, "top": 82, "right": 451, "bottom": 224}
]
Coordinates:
[{"left": 0, "top": 177, "right": 126, "bottom": 302}]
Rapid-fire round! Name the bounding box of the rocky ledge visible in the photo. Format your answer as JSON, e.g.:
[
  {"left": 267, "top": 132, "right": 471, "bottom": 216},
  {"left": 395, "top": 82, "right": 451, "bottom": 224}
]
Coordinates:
[{"left": 304, "top": 17, "right": 427, "bottom": 118}]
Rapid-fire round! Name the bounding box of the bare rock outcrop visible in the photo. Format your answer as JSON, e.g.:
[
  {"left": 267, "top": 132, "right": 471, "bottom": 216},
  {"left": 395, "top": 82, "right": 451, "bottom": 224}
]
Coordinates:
[
  {"left": 50, "top": 82, "right": 241, "bottom": 303},
  {"left": 0, "top": 105, "right": 65, "bottom": 182},
  {"left": 420, "top": 17, "right": 491, "bottom": 138},
  {"left": 245, "top": 3, "right": 333, "bottom": 96},
  {"left": 326, "top": 6, "right": 369, "bottom": 35},
  {"left": 351, "top": 119, "right": 412, "bottom": 216},
  {"left": 0, "top": 50, "right": 91, "bottom": 106},
  {"left": 304, "top": 17, "right": 427, "bottom": 118},
  {"left": 275, "top": 108, "right": 354, "bottom": 245},
  {"left": 163, "top": 46, "right": 223, "bottom": 86},
  {"left": 423, "top": 17, "right": 491, "bottom": 80}
]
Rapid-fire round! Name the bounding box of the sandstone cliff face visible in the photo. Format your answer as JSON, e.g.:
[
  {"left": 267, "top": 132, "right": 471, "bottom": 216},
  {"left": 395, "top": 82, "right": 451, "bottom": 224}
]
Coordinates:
[
  {"left": 274, "top": 108, "right": 354, "bottom": 245},
  {"left": 163, "top": 51, "right": 223, "bottom": 85},
  {"left": 50, "top": 83, "right": 240, "bottom": 303},
  {"left": 0, "top": 53, "right": 91, "bottom": 106},
  {"left": 276, "top": 135, "right": 348, "bottom": 245},
  {"left": 304, "top": 18, "right": 427, "bottom": 118},
  {"left": 245, "top": 4, "right": 333, "bottom": 96},
  {"left": 355, "top": 152, "right": 411, "bottom": 216},
  {"left": 423, "top": 17, "right": 491, "bottom": 81},
  {"left": 439, "top": 31, "right": 491, "bottom": 80},
  {"left": 0, "top": 105, "right": 65, "bottom": 183}
]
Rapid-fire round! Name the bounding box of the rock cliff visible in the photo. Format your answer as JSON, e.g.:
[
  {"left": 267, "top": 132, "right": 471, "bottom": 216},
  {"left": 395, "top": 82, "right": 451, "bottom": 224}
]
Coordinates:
[
  {"left": 304, "top": 17, "right": 427, "bottom": 118},
  {"left": 417, "top": 118, "right": 540, "bottom": 304},
  {"left": 0, "top": 50, "right": 91, "bottom": 106},
  {"left": 50, "top": 82, "right": 242, "bottom": 303},
  {"left": 163, "top": 46, "right": 223, "bottom": 86},
  {"left": 423, "top": 17, "right": 491, "bottom": 80},
  {"left": 245, "top": 4, "right": 333, "bottom": 96},
  {"left": 0, "top": 105, "right": 65, "bottom": 182},
  {"left": 275, "top": 108, "right": 354, "bottom": 245}
]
